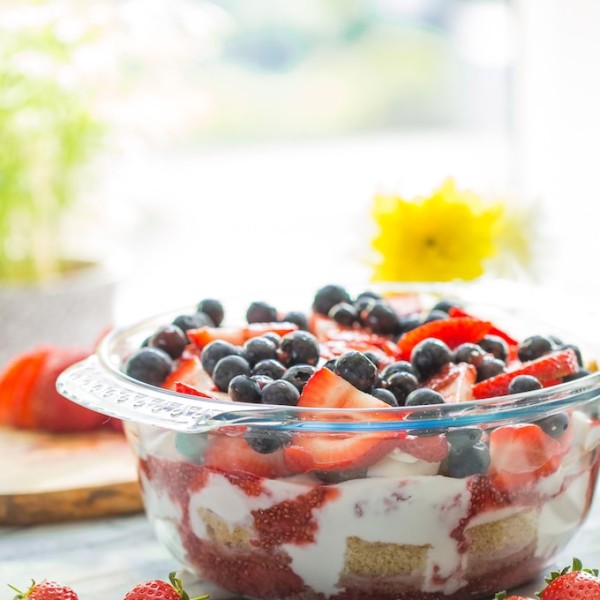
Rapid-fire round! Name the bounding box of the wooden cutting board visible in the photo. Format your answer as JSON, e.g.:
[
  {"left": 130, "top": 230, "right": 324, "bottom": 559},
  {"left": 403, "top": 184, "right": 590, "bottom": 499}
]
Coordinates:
[{"left": 0, "top": 426, "right": 143, "bottom": 525}]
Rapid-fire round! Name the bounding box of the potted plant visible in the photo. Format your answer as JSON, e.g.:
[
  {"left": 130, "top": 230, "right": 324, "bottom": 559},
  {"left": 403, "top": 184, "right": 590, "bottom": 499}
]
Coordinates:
[{"left": 0, "top": 6, "right": 116, "bottom": 367}]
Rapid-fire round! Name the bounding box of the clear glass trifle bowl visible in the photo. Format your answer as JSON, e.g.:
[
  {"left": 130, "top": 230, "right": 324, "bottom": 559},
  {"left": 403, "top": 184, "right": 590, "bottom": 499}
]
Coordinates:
[{"left": 57, "top": 281, "right": 600, "bottom": 600}]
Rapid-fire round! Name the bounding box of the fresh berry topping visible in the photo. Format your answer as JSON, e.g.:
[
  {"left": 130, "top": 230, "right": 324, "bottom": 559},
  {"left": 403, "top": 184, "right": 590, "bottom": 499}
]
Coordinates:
[
  {"left": 405, "top": 387, "right": 445, "bottom": 407},
  {"left": 489, "top": 423, "right": 564, "bottom": 489},
  {"left": 453, "top": 342, "right": 486, "bottom": 365},
  {"left": 424, "top": 309, "right": 449, "bottom": 323},
  {"left": 333, "top": 350, "right": 378, "bottom": 392},
  {"left": 535, "top": 412, "right": 569, "bottom": 439},
  {"left": 243, "top": 336, "right": 278, "bottom": 367},
  {"left": 477, "top": 334, "right": 509, "bottom": 361},
  {"left": 281, "top": 310, "right": 309, "bottom": 331},
  {"left": 381, "top": 360, "right": 417, "bottom": 381},
  {"left": 328, "top": 302, "right": 359, "bottom": 327},
  {"left": 426, "top": 362, "right": 476, "bottom": 404},
  {"left": 252, "top": 358, "right": 286, "bottom": 380},
  {"left": 445, "top": 440, "right": 490, "bottom": 478},
  {"left": 126, "top": 347, "right": 173, "bottom": 386},
  {"left": 148, "top": 324, "right": 187, "bottom": 359},
  {"left": 281, "top": 364, "right": 316, "bottom": 392},
  {"left": 172, "top": 311, "right": 214, "bottom": 334},
  {"left": 212, "top": 355, "right": 251, "bottom": 392},
  {"left": 431, "top": 298, "right": 462, "bottom": 313},
  {"left": 558, "top": 342, "right": 583, "bottom": 366},
  {"left": 359, "top": 300, "right": 399, "bottom": 335},
  {"left": 472, "top": 348, "right": 579, "bottom": 399},
  {"left": 518, "top": 334, "right": 554, "bottom": 362},
  {"left": 563, "top": 368, "right": 592, "bottom": 382},
  {"left": 383, "top": 371, "right": 419, "bottom": 405},
  {"left": 244, "top": 429, "right": 293, "bottom": 454},
  {"left": 228, "top": 374, "right": 262, "bottom": 403},
  {"left": 312, "top": 284, "right": 352, "bottom": 316},
  {"left": 370, "top": 387, "right": 399, "bottom": 406},
  {"left": 163, "top": 355, "right": 212, "bottom": 392},
  {"left": 200, "top": 339, "right": 241, "bottom": 376},
  {"left": 279, "top": 330, "right": 320, "bottom": 367},
  {"left": 410, "top": 338, "right": 453, "bottom": 380},
  {"left": 261, "top": 379, "right": 300, "bottom": 406},
  {"left": 397, "top": 316, "right": 492, "bottom": 359},
  {"left": 397, "top": 313, "right": 423, "bottom": 335},
  {"left": 197, "top": 298, "right": 225, "bottom": 327},
  {"left": 363, "top": 350, "right": 384, "bottom": 369},
  {"left": 476, "top": 356, "right": 507, "bottom": 382},
  {"left": 251, "top": 374, "right": 274, "bottom": 389},
  {"left": 246, "top": 301, "right": 278, "bottom": 324},
  {"left": 508, "top": 374, "right": 542, "bottom": 394},
  {"left": 10, "top": 580, "right": 79, "bottom": 600}
]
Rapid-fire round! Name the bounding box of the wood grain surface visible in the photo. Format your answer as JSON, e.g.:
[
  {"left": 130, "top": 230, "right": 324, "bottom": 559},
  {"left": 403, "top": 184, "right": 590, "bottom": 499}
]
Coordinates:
[{"left": 0, "top": 427, "right": 143, "bottom": 525}]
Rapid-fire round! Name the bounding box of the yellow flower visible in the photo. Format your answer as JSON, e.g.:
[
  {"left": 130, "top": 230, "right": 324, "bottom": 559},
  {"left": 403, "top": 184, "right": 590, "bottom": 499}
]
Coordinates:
[{"left": 370, "top": 178, "right": 506, "bottom": 282}]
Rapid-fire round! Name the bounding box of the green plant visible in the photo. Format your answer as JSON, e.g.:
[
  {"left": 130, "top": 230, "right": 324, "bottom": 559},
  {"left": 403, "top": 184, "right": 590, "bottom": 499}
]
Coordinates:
[{"left": 0, "top": 18, "right": 104, "bottom": 283}]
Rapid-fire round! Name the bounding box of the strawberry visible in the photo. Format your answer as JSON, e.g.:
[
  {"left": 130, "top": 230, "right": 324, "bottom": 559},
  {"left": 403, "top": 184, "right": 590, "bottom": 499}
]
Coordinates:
[
  {"left": 382, "top": 292, "right": 423, "bottom": 316},
  {"left": 423, "top": 362, "right": 476, "bottom": 403},
  {"left": 123, "top": 572, "right": 208, "bottom": 600},
  {"left": 472, "top": 348, "right": 579, "bottom": 399},
  {"left": 163, "top": 356, "right": 213, "bottom": 392},
  {"left": 397, "top": 317, "right": 492, "bottom": 360},
  {"left": 448, "top": 306, "right": 519, "bottom": 347},
  {"left": 489, "top": 423, "right": 564, "bottom": 490},
  {"left": 9, "top": 580, "right": 79, "bottom": 600},
  {"left": 188, "top": 322, "right": 298, "bottom": 350},
  {"left": 494, "top": 593, "right": 535, "bottom": 600},
  {"left": 538, "top": 558, "right": 600, "bottom": 600},
  {"left": 395, "top": 433, "right": 449, "bottom": 462},
  {"left": 203, "top": 433, "right": 290, "bottom": 479},
  {"left": 0, "top": 346, "right": 108, "bottom": 432}
]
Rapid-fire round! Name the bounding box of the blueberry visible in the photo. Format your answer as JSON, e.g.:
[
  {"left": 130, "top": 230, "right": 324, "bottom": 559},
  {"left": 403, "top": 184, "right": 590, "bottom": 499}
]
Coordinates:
[
  {"left": 172, "top": 311, "right": 214, "bottom": 335},
  {"left": 313, "top": 284, "right": 352, "bottom": 316},
  {"left": 212, "top": 355, "right": 251, "bottom": 392},
  {"left": 251, "top": 374, "right": 274, "bottom": 389},
  {"left": 384, "top": 371, "right": 419, "bottom": 406},
  {"left": 174, "top": 433, "right": 208, "bottom": 463},
  {"left": 314, "top": 467, "right": 368, "bottom": 483},
  {"left": 228, "top": 374, "right": 262, "bottom": 403},
  {"left": 252, "top": 358, "right": 286, "bottom": 380},
  {"left": 445, "top": 442, "right": 490, "bottom": 478},
  {"left": 508, "top": 374, "right": 542, "bottom": 394},
  {"left": 363, "top": 351, "right": 384, "bottom": 370},
  {"left": 148, "top": 324, "right": 187, "bottom": 359},
  {"left": 478, "top": 335, "right": 509, "bottom": 361},
  {"left": 558, "top": 343, "right": 583, "bottom": 367},
  {"left": 475, "top": 356, "right": 506, "bottom": 382},
  {"left": 246, "top": 301, "right": 278, "bottom": 324},
  {"left": 360, "top": 301, "right": 399, "bottom": 335},
  {"left": 282, "top": 310, "right": 309, "bottom": 331},
  {"left": 424, "top": 309, "right": 449, "bottom": 323},
  {"left": 397, "top": 314, "right": 422, "bottom": 336},
  {"left": 243, "top": 336, "right": 278, "bottom": 367},
  {"left": 125, "top": 347, "right": 172, "bottom": 386},
  {"left": 453, "top": 343, "right": 486, "bottom": 366},
  {"left": 536, "top": 413, "right": 569, "bottom": 439},
  {"left": 410, "top": 338, "right": 452, "bottom": 380},
  {"left": 371, "top": 387, "right": 398, "bottom": 406},
  {"left": 381, "top": 360, "right": 417, "bottom": 382},
  {"left": 328, "top": 302, "right": 359, "bottom": 327},
  {"left": 244, "top": 430, "right": 293, "bottom": 454},
  {"left": 322, "top": 358, "right": 338, "bottom": 371},
  {"left": 261, "top": 379, "right": 300, "bottom": 406},
  {"left": 282, "top": 364, "right": 316, "bottom": 392},
  {"left": 405, "top": 388, "right": 445, "bottom": 407},
  {"left": 431, "top": 299, "right": 461, "bottom": 313},
  {"left": 334, "top": 351, "right": 378, "bottom": 392},
  {"left": 518, "top": 335, "right": 554, "bottom": 362},
  {"left": 356, "top": 290, "right": 382, "bottom": 303},
  {"left": 262, "top": 332, "right": 281, "bottom": 347},
  {"left": 563, "top": 368, "right": 591, "bottom": 382},
  {"left": 279, "top": 331, "right": 320, "bottom": 367},
  {"left": 201, "top": 340, "right": 241, "bottom": 376},
  {"left": 446, "top": 427, "right": 483, "bottom": 449},
  {"left": 196, "top": 298, "right": 224, "bottom": 327}
]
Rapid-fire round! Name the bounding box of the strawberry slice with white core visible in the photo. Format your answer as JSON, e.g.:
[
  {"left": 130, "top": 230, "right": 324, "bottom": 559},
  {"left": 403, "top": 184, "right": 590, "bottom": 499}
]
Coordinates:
[
  {"left": 472, "top": 348, "right": 579, "bottom": 399},
  {"left": 424, "top": 362, "right": 476, "bottom": 404},
  {"left": 163, "top": 355, "right": 213, "bottom": 391},
  {"left": 188, "top": 322, "right": 299, "bottom": 350}
]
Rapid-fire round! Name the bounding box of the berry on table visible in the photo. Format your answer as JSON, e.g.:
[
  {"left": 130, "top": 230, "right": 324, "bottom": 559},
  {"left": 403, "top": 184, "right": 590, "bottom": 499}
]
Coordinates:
[
  {"left": 197, "top": 297, "right": 224, "bottom": 327},
  {"left": 9, "top": 580, "right": 79, "bottom": 600},
  {"left": 123, "top": 571, "right": 209, "bottom": 600},
  {"left": 125, "top": 347, "right": 173, "bottom": 386},
  {"left": 538, "top": 558, "right": 600, "bottom": 600},
  {"left": 334, "top": 351, "right": 378, "bottom": 392}
]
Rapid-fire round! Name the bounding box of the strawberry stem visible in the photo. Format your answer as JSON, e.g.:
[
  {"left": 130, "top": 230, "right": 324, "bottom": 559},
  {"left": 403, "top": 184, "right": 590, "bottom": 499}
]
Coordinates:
[{"left": 167, "top": 572, "right": 209, "bottom": 600}]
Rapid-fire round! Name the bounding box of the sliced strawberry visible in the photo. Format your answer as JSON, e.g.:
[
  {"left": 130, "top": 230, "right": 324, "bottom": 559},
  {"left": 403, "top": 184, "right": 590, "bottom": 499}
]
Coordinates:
[
  {"left": 244, "top": 321, "right": 298, "bottom": 339},
  {"left": 188, "top": 326, "right": 245, "bottom": 349},
  {"left": 284, "top": 432, "right": 401, "bottom": 473},
  {"left": 203, "top": 434, "right": 290, "bottom": 479},
  {"left": 163, "top": 355, "right": 213, "bottom": 392},
  {"left": 397, "top": 317, "right": 492, "bottom": 360},
  {"left": 489, "top": 423, "right": 565, "bottom": 490},
  {"left": 424, "top": 362, "right": 476, "bottom": 404},
  {"left": 395, "top": 433, "right": 449, "bottom": 462},
  {"left": 472, "top": 348, "right": 579, "bottom": 399},
  {"left": 308, "top": 313, "right": 342, "bottom": 341},
  {"left": 174, "top": 382, "right": 213, "bottom": 397},
  {"left": 383, "top": 292, "right": 424, "bottom": 317},
  {"left": 448, "top": 306, "right": 519, "bottom": 347}
]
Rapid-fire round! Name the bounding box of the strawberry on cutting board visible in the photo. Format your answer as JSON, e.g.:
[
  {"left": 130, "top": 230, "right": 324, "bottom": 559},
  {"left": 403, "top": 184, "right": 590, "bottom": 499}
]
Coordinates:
[{"left": 0, "top": 346, "right": 109, "bottom": 433}]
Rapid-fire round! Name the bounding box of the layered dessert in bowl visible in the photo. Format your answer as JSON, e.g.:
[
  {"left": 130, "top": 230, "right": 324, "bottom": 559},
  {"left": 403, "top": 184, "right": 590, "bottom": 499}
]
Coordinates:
[{"left": 57, "top": 282, "right": 600, "bottom": 600}]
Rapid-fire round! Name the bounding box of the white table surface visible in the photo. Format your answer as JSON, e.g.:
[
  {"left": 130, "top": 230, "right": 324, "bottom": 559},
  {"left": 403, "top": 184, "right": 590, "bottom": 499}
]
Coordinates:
[{"left": 1, "top": 490, "right": 600, "bottom": 600}]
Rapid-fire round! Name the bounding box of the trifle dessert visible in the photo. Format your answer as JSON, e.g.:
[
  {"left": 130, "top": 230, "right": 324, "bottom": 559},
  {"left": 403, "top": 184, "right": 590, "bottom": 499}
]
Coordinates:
[{"left": 57, "top": 283, "right": 600, "bottom": 600}]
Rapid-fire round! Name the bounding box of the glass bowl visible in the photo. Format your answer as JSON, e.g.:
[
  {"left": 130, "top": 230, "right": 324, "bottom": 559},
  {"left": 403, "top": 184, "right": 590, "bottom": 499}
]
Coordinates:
[{"left": 57, "top": 282, "right": 600, "bottom": 600}]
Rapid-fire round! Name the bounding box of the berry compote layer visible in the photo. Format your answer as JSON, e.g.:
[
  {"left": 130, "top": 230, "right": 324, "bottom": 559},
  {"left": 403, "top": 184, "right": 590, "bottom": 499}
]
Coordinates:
[{"left": 123, "top": 284, "right": 600, "bottom": 600}]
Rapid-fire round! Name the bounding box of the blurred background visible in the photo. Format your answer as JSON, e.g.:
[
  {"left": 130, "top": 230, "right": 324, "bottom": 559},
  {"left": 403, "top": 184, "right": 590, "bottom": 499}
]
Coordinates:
[{"left": 1, "top": 0, "right": 598, "bottom": 335}]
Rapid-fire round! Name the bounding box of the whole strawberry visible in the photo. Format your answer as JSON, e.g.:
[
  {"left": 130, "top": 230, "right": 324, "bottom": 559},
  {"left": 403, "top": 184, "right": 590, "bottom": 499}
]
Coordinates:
[
  {"left": 538, "top": 558, "right": 600, "bottom": 599},
  {"left": 494, "top": 593, "right": 535, "bottom": 600},
  {"left": 9, "top": 580, "right": 78, "bottom": 600},
  {"left": 123, "top": 572, "right": 209, "bottom": 600}
]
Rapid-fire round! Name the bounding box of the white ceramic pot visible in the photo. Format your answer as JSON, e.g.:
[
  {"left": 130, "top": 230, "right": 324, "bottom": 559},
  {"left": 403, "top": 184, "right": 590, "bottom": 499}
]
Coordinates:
[{"left": 0, "top": 262, "right": 117, "bottom": 369}]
